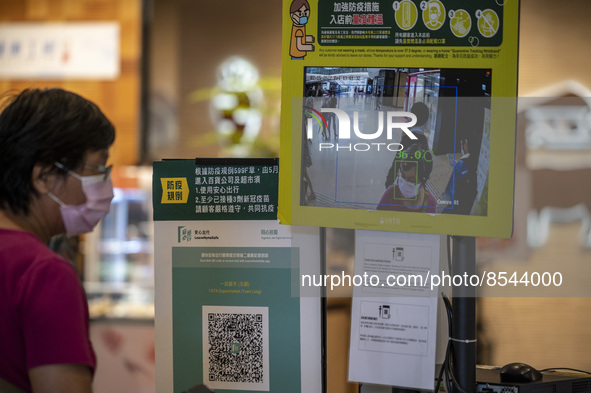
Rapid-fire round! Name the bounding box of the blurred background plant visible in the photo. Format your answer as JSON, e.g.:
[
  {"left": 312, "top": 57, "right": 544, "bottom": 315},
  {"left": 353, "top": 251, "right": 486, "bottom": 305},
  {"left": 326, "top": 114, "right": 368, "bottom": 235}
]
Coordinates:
[{"left": 188, "top": 56, "right": 281, "bottom": 158}]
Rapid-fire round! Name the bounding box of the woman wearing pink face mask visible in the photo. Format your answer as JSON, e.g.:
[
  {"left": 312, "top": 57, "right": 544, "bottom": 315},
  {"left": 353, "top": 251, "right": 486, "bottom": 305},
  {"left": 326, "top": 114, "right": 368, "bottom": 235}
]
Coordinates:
[{"left": 0, "top": 88, "right": 115, "bottom": 393}]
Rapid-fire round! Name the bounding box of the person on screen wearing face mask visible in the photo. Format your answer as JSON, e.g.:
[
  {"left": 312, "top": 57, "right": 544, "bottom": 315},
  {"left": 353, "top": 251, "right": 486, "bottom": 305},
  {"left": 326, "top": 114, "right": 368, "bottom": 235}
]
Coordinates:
[
  {"left": 0, "top": 88, "right": 115, "bottom": 393},
  {"left": 377, "top": 144, "right": 436, "bottom": 213}
]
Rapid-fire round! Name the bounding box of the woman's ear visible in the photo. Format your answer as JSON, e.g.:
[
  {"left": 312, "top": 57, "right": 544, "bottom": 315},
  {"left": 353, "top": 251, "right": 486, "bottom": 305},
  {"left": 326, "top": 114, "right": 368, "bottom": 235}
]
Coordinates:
[{"left": 31, "top": 164, "right": 55, "bottom": 194}]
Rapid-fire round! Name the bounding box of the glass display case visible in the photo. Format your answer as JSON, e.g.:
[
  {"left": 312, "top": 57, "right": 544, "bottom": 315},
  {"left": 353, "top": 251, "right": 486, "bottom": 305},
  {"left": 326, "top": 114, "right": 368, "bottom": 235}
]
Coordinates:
[{"left": 84, "top": 166, "right": 155, "bottom": 319}]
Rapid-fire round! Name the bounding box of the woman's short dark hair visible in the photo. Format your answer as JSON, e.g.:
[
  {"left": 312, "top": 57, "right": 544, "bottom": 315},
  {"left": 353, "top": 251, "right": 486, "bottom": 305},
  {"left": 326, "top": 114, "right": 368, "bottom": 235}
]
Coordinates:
[{"left": 0, "top": 88, "right": 115, "bottom": 215}]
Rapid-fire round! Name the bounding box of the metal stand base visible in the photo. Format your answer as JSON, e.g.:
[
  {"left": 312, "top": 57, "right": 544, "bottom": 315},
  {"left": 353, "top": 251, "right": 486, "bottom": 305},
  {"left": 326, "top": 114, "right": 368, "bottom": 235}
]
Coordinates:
[{"left": 451, "top": 236, "right": 476, "bottom": 393}]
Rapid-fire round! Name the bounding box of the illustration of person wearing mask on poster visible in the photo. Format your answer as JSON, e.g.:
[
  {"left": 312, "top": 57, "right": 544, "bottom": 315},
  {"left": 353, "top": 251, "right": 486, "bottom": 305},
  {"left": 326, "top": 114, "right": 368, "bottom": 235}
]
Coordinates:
[
  {"left": 424, "top": 0, "right": 444, "bottom": 30},
  {"left": 289, "top": 0, "right": 315, "bottom": 60}
]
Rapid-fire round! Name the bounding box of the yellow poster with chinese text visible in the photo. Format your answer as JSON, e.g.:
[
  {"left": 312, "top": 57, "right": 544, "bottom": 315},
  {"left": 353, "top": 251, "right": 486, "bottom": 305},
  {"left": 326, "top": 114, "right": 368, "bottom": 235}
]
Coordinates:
[{"left": 279, "top": 0, "right": 519, "bottom": 238}]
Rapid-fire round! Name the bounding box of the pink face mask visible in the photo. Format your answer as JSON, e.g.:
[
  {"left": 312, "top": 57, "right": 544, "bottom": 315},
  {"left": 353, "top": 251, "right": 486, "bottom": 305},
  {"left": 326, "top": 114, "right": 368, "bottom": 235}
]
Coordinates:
[{"left": 48, "top": 169, "right": 114, "bottom": 236}]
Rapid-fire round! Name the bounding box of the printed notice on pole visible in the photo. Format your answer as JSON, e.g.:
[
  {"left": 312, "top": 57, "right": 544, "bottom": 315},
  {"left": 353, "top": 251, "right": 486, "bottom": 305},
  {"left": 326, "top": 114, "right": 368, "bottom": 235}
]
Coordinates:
[{"left": 348, "top": 230, "right": 443, "bottom": 390}]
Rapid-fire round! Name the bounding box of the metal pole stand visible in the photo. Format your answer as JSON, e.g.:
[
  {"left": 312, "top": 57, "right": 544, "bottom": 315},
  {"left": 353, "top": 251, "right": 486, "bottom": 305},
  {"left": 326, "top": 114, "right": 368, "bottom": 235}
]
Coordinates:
[{"left": 451, "top": 236, "right": 476, "bottom": 393}]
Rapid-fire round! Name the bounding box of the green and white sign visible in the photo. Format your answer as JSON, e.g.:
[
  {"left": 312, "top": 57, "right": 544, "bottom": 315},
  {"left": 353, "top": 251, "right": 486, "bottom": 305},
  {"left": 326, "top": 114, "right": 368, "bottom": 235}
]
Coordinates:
[{"left": 153, "top": 159, "right": 323, "bottom": 393}]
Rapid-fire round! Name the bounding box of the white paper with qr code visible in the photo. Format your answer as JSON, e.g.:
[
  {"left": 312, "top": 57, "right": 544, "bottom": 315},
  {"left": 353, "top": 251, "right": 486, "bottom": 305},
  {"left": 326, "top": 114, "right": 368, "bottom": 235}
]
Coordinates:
[
  {"left": 203, "top": 305, "right": 270, "bottom": 391},
  {"left": 348, "top": 230, "right": 442, "bottom": 390}
]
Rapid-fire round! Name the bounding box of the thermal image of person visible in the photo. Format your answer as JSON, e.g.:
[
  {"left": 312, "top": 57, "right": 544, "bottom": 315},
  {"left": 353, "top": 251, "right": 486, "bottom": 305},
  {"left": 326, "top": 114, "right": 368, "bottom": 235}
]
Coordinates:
[
  {"left": 289, "top": 0, "right": 315, "bottom": 60},
  {"left": 378, "top": 144, "right": 436, "bottom": 213}
]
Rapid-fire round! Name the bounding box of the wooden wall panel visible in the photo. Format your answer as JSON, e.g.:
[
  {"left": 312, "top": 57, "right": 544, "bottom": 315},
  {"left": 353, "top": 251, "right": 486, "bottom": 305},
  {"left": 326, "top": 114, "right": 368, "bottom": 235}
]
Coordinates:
[
  {"left": 0, "top": 0, "right": 142, "bottom": 166},
  {"left": 519, "top": 0, "right": 591, "bottom": 94}
]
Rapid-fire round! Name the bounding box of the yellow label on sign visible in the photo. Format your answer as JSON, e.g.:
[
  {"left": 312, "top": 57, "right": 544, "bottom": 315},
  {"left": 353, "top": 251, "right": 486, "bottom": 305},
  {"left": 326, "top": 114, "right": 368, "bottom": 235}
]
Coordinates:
[{"left": 160, "top": 177, "right": 189, "bottom": 204}]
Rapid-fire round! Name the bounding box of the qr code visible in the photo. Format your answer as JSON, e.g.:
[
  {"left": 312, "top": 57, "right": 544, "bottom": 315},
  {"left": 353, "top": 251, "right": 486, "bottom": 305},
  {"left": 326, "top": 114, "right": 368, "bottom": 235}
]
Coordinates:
[{"left": 202, "top": 306, "right": 269, "bottom": 391}]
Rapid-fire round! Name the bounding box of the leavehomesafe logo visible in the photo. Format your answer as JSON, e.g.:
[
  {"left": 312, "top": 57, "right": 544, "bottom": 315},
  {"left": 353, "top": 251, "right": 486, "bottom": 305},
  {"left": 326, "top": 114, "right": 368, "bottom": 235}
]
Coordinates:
[
  {"left": 303, "top": 107, "right": 419, "bottom": 152},
  {"left": 177, "top": 226, "right": 219, "bottom": 243},
  {"left": 178, "top": 226, "right": 192, "bottom": 243}
]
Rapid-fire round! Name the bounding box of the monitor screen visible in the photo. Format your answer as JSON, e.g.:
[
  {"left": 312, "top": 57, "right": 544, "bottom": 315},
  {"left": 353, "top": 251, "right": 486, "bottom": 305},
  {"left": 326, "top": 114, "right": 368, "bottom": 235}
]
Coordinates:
[
  {"left": 278, "top": 0, "right": 519, "bottom": 239},
  {"left": 300, "top": 66, "right": 491, "bottom": 217}
]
